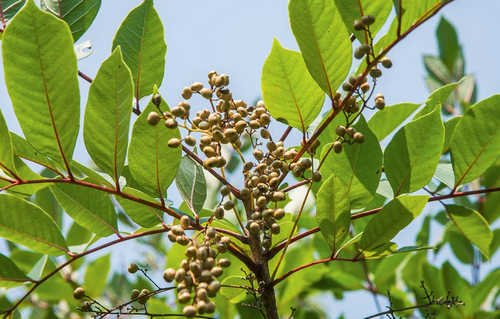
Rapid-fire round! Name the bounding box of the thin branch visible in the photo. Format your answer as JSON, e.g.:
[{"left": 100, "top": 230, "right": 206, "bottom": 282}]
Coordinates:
[
  {"left": 271, "top": 256, "right": 359, "bottom": 287},
  {"left": 267, "top": 186, "right": 500, "bottom": 258},
  {"left": 0, "top": 228, "right": 170, "bottom": 318},
  {"left": 78, "top": 70, "right": 93, "bottom": 83},
  {"left": 0, "top": 177, "right": 248, "bottom": 243},
  {"left": 291, "top": 0, "right": 454, "bottom": 164},
  {"left": 279, "top": 126, "right": 292, "bottom": 142}
]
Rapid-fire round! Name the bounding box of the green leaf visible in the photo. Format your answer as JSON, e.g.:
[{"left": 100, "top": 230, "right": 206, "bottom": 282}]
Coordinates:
[
  {"left": 2, "top": 0, "right": 80, "bottom": 171},
  {"left": 261, "top": 39, "right": 324, "bottom": 130},
  {"left": 450, "top": 95, "right": 500, "bottom": 186},
  {"left": 51, "top": 183, "right": 118, "bottom": 237},
  {"left": 423, "top": 55, "right": 453, "bottom": 83},
  {"left": 384, "top": 108, "right": 444, "bottom": 194},
  {"left": 446, "top": 205, "right": 492, "bottom": 258},
  {"left": 0, "top": 253, "right": 30, "bottom": 287},
  {"left": 116, "top": 187, "right": 162, "bottom": 228},
  {"left": 321, "top": 116, "right": 382, "bottom": 208},
  {"left": 444, "top": 225, "right": 474, "bottom": 264},
  {"left": 0, "top": 194, "right": 68, "bottom": 255},
  {"left": 289, "top": 0, "right": 352, "bottom": 97},
  {"left": 441, "top": 261, "right": 470, "bottom": 315},
  {"left": 373, "top": 254, "right": 406, "bottom": 291},
  {"left": 66, "top": 222, "right": 93, "bottom": 247},
  {"left": 0, "top": 109, "right": 16, "bottom": 175},
  {"left": 434, "top": 163, "right": 455, "bottom": 189},
  {"left": 41, "top": 0, "right": 101, "bottom": 41},
  {"left": 368, "top": 103, "right": 420, "bottom": 141},
  {"left": 443, "top": 116, "right": 461, "bottom": 153},
  {"left": 359, "top": 195, "right": 428, "bottom": 251},
  {"left": 84, "top": 47, "right": 133, "bottom": 183},
  {"left": 84, "top": 254, "right": 110, "bottom": 296},
  {"left": 0, "top": 0, "right": 26, "bottom": 22},
  {"left": 315, "top": 175, "right": 351, "bottom": 251},
  {"left": 175, "top": 156, "right": 207, "bottom": 215},
  {"left": 0, "top": 157, "right": 49, "bottom": 195},
  {"left": 416, "top": 80, "right": 460, "bottom": 118},
  {"left": 334, "top": 0, "right": 393, "bottom": 41},
  {"left": 436, "top": 17, "right": 461, "bottom": 73},
  {"left": 10, "top": 133, "right": 60, "bottom": 172},
  {"left": 112, "top": 0, "right": 166, "bottom": 99},
  {"left": 470, "top": 268, "right": 500, "bottom": 311},
  {"left": 221, "top": 276, "right": 248, "bottom": 303},
  {"left": 128, "top": 101, "right": 181, "bottom": 198}
]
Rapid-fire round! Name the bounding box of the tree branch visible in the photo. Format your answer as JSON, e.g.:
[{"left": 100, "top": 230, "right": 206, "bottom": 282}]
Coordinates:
[
  {"left": 271, "top": 256, "right": 360, "bottom": 287},
  {"left": 267, "top": 186, "right": 500, "bottom": 258},
  {"left": 291, "top": 0, "right": 454, "bottom": 164},
  {"left": 0, "top": 177, "right": 248, "bottom": 243},
  {"left": 0, "top": 228, "right": 170, "bottom": 318}
]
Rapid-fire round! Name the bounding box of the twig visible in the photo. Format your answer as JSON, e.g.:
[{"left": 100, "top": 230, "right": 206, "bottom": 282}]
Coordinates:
[
  {"left": 78, "top": 70, "right": 93, "bottom": 83},
  {"left": 267, "top": 186, "right": 500, "bottom": 258}
]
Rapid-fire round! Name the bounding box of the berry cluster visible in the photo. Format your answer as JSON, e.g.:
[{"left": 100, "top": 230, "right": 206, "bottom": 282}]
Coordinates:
[{"left": 163, "top": 222, "right": 231, "bottom": 316}]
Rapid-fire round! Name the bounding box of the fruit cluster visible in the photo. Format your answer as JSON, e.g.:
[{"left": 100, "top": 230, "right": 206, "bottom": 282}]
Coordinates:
[{"left": 162, "top": 223, "right": 231, "bottom": 317}]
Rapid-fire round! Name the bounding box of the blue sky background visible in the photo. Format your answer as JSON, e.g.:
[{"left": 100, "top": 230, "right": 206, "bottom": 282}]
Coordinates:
[{"left": 0, "top": 0, "right": 499, "bottom": 317}]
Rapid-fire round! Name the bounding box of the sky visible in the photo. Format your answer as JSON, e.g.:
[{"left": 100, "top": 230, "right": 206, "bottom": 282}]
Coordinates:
[{"left": 0, "top": 0, "right": 499, "bottom": 318}]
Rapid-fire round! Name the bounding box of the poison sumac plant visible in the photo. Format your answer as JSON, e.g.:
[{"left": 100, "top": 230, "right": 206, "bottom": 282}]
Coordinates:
[{"left": 0, "top": 0, "right": 498, "bottom": 319}]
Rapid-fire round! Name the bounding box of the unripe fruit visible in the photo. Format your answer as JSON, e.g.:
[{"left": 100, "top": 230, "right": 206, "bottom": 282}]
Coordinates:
[
  {"left": 180, "top": 215, "right": 191, "bottom": 229},
  {"left": 138, "top": 289, "right": 150, "bottom": 304},
  {"left": 249, "top": 222, "right": 260, "bottom": 234},
  {"left": 369, "top": 68, "right": 382, "bottom": 78},
  {"left": 200, "top": 88, "right": 213, "bottom": 99},
  {"left": 163, "top": 268, "right": 176, "bottom": 282},
  {"left": 184, "top": 135, "right": 196, "bottom": 146},
  {"left": 218, "top": 258, "right": 231, "bottom": 268},
  {"left": 273, "top": 208, "right": 285, "bottom": 219},
  {"left": 152, "top": 93, "right": 162, "bottom": 106},
  {"left": 147, "top": 112, "right": 161, "bottom": 125},
  {"left": 164, "top": 118, "right": 178, "bottom": 129},
  {"left": 342, "top": 82, "right": 353, "bottom": 92},
  {"left": 73, "top": 287, "right": 85, "bottom": 300},
  {"left": 168, "top": 138, "right": 181, "bottom": 148},
  {"left": 353, "top": 132, "right": 365, "bottom": 143},
  {"left": 380, "top": 57, "right": 393, "bottom": 68},
  {"left": 240, "top": 187, "right": 251, "bottom": 199},
  {"left": 128, "top": 263, "right": 139, "bottom": 274},
  {"left": 223, "top": 201, "right": 234, "bottom": 210},
  {"left": 353, "top": 19, "right": 364, "bottom": 30},
  {"left": 360, "top": 82, "right": 370, "bottom": 93},
  {"left": 178, "top": 291, "right": 191, "bottom": 304},
  {"left": 131, "top": 288, "right": 140, "bottom": 299},
  {"left": 361, "top": 15, "right": 375, "bottom": 26},
  {"left": 312, "top": 171, "right": 322, "bottom": 182},
  {"left": 206, "top": 227, "right": 216, "bottom": 238},
  {"left": 214, "top": 206, "right": 225, "bottom": 219},
  {"left": 190, "top": 82, "right": 204, "bottom": 92},
  {"left": 211, "top": 266, "right": 223, "bottom": 277},
  {"left": 183, "top": 305, "right": 197, "bottom": 317},
  {"left": 333, "top": 141, "right": 343, "bottom": 153},
  {"left": 205, "top": 302, "right": 216, "bottom": 314},
  {"left": 271, "top": 223, "right": 280, "bottom": 234},
  {"left": 336, "top": 125, "right": 346, "bottom": 137},
  {"left": 375, "top": 99, "right": 385, "bottom": 110},
  {"left": 175, "top": 269, "right": 186, "bottom": 282},
  {"left": 272, "top": 191, "right": 286, "bottom": 201},
  {"left": 207, "top": 280, "right": 221, "bottom": 295},
  {"left": 354, "top": 44, "right": 370, "bottom": 59},
  {"left": 181, "top": 87, "right": 193, "bottom": 99},
  {"left": 346, "top": 127, "right": 356, "bottom": 137}
]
